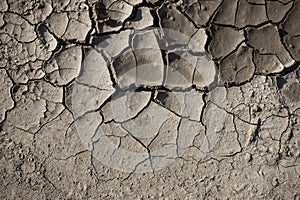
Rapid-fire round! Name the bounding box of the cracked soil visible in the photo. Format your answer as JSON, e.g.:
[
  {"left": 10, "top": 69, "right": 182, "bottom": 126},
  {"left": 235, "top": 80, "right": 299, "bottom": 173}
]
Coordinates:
[{"left": 0, "top": 0, "right": 300, "bottom": 199}]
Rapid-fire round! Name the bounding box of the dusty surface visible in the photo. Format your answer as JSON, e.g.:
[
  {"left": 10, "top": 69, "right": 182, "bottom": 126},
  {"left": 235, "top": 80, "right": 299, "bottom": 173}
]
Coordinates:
[{"left": 0, "top": 0, "right": 300, "bottom": 199}]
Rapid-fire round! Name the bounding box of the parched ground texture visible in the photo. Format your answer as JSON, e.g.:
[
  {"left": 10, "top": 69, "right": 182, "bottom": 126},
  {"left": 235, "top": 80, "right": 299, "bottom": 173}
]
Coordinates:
[{"left": 0, "top": 0, "right": 300, "bottom": 199}]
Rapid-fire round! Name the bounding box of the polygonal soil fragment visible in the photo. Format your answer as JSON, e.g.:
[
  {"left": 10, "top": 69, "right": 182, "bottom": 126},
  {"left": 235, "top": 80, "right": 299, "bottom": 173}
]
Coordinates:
[
  {"left": 154, "top": 90, "right": 204, "bottom": 121},
  {"left": 0, "top": 69, "right": 14, "bottom": 123},
  {"left": 165, "top": 51, "right": 197, "bottom": 89},
  {"left": 281, "top": 0, "right": 300, "bottom": 61},
  {"left": 46, "top": 3, "right": 91, "bottom": 42},
  {"left": 208, "top": 25, "right": 244, "bottom": 59},
  {"left": 46, "top": 12, "right": 69, "bottom": 38},
  {"left": 101, "top": 91, "right": 151, "bottom": 122},
  {"left": 78, "top": 48, "right": 109, "bottom": 87},
  {"left": 157, "top": 3, "right": 198, "bottom": 45},
  {"left": 283, "top": 36, "right": 300, "bottom": 61},
  {"left": 121, "top": 101, "right": 179, "bottom": 147},
  {"left": 266, "top": 0, "right": 293, "bottom": 23},
  {"left": 93, "top": 30, "right": 131, "bottom": 58},
  {"left": 247, "top": 24, "right": 295, "bottom": 70},
  {"left": 132, "top": 30, "right": 164, "bottom": 86},
  {"left": 193, "top": 55, "right": 216, "bottom": 88},
  {"left": 183, "top": 0, "right": 222, "bottom": 26},
  {"left": 45, "top": 46, "right": 82, "bottom": 86},
  {"left": 213, "top": 0, "right": 268, "bottom": 28},
  {"left": 235, "top": 0, "right": 268, "bottom": 28},
  {"left": 2, "top": 13, "right": 36, "bottom": 43},
  {"left": 219, "top": 44, "right": 255, "bottom": 84},
  {"left": 36, "top": 24, "right": 58, "bottom": 52},
  {"left": 125, "top": 7, "right": 153, "bottom": 30},
  {"left": 213, "top": 0, "right": 239, "bottom": 25},
  {"left": 112, "top": 49, "right": 137, "bottom": 88},
  {"left": 253, "top": 52, "right": 284, "bottom": 74},
  {"left": 282, "top": 79, "right": 300, "bottom": 105},
  {"left": 188, "top": 28, "right": 207, "bottom": 53},
  {"left": 94, "top": 0, "right": 133, "bottom": 33}
]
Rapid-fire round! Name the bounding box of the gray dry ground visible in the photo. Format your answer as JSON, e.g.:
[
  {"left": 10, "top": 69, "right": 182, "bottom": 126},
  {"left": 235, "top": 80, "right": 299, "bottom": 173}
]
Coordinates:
[{"left": 0, "top": 0, "right": 300, "bottom": 199}]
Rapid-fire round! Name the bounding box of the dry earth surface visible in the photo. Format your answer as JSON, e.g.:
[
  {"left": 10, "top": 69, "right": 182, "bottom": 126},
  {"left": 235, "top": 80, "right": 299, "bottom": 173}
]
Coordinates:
[{"left": 0, "top": 0, "right": 300, "bottom": 199}]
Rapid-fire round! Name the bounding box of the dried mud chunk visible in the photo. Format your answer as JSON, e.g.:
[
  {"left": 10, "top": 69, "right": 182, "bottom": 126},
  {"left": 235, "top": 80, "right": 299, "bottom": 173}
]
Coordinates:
[
  {"left": 213, "top": 0, "right": 238, "bottom": 25},
  {"left": 155, "top": 90, "right": 204, "bottom": 121},
  {"left": 253, "top": 52, "right": 284, "bottom": 74},
  {"left": 125, "top": 7, "right": 153, "bottom": 30},
  {"left": 0, "top": 0, "right": 8, "bottom": 12},
  {"left": 78, "top": 48, "right": 108, "bottom": 87},
  {"left": 188, "top": 28, "right": 207, "bottom": 53},
  {"left": 247, "top": 0, "right": 265, "bottom": 3},
  {"left": 46, "top": 12, "right": 69, "bottom": 38},
  {"left": 121, "top": 101, "right": 178, "bottom": 146},
  {"left": 21, "top": 0, "right": 53, "bottom": 24},
  {"left": 94, "top": 30, "right": 131, "bottom": 58},
  {"left": 266, "top": 0, "right": 293, "bottom": 23},
  {"left": 0, "top": 69, "right": 14, "bottom": 123},
  {"left": 219, "top": 44, "right": 255, "bottom": 84},
  {"left": 281, "top": 0, "right": 300, "bottom": 61},
  {"left": 184, "top": 0, "right": 222, "bottom": 26},
  {"left": 124, "top": 0, "right": 143, "bottom": 5},
  {"left": 208, "top": 25, "right": 244, "bottom": 59},
  {"left": 193, "top": 55, "right": 216, "bottom": 88},
  {"left": 45, "top": 46, "right": 82, "bottom": 86},
  {"left": 94, "top": 0, "right": 133, "bottom": 33},
  {"left": 157, "top": 3, "right": 198, "bottom": 45},
  {"left": 235, "top": 0, "right": 268, "bottom": 28},
  {"left": 101, "top": 91, "right": 151, "bottom": 122},
  {"left": 36, "top": 24, "right": 58, "bottom": 52},
  {"left": 2, "top": 13, "right": 36, "bottom": 43},
  {"left": 281, "top": 0, "right": 300, "bottom": 35},
  {"left": 134, "top": 49, "right": 164, "bottom": 86},
  {"left": 165, "top": 51, "right": 197, "bottom": 89},
  {"left": 132, "top": 30, "right": 164, "bottom": 86},
  {"left": 5, "top": 97, "right": 46, "bottom": 131},
  {"left": 106, "top": 1, "right": 132, "bottom": 22},
  {"left": 146, "top": 0, "right": 159, "bottom": 4},
  {"left": 247, "top": 24, "right": 295, "bottom": 68},
  {"left": 113, "top": 49, "right": 137, "bottom": 88},
  {"left": 63, "top": 11, "right": 92, "bottom": 41},
  {"left": 282, "top": 81, "right": 300, "bottom": 104},
  {"left": 284, "top": 36, "right": 300, "bottom": 61}
]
